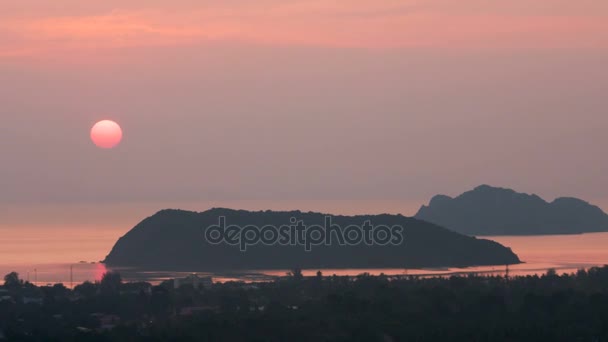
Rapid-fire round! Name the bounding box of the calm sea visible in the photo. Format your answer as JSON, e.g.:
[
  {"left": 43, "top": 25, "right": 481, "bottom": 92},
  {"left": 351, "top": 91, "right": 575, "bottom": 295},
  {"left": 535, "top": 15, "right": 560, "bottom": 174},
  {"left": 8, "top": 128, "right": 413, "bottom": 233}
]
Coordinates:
[{"left": 1, "top": 226, "right": 607, "bottom": 287}]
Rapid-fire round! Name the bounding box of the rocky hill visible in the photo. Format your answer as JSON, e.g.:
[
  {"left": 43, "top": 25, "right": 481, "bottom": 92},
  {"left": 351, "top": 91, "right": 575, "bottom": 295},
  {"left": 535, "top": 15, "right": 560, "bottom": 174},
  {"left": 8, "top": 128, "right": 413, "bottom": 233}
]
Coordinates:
[
  {"left": 104, "top": 208, "right": 520, "bottom": 270},
  {"left": 415, "top": 185, "right": 608, "bottom": 235}
]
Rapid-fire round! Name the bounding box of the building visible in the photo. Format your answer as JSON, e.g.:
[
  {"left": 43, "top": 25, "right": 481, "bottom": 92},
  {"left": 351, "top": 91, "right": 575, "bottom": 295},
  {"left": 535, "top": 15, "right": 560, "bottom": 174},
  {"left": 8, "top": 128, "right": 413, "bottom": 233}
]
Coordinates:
[
  {"left": 173, "top": 274, "right": 213, "bottom": 290},
  {"left": 22, "top": 296, "right": 43, "bottom": 305},
  {"left": 178, "top": 306, "right": 217, "bottom": 316},
  {"left": 91, "top": 313, "right": 120, "bottom": 331},
  {"left": 120, "top": 281, "right": 152, "bottom": 295},
  {"left": 0, "top": 289, "right": 12, "bottom": 303}
]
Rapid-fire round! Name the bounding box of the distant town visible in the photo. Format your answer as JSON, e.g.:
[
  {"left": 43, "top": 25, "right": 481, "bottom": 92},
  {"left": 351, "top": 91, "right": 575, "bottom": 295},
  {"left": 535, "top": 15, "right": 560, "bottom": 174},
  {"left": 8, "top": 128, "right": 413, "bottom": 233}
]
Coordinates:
[{"left": 2, "top": 266, "right": 608, "bottom": 341}]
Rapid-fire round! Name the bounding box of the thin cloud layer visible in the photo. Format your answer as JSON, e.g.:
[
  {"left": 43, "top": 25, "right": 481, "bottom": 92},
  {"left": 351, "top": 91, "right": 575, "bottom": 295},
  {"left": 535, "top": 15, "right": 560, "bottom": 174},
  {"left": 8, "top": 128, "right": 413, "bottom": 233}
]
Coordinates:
[{"left": 1, "top": 0, "right": 607, "bottom": 60}]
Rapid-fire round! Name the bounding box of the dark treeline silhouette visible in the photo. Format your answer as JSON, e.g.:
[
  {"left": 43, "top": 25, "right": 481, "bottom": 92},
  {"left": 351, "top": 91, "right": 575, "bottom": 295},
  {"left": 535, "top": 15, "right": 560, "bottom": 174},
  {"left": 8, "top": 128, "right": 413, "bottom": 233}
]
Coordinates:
[
  {"left": 103, "top": 208, "right": 520, "bottom": 270},
  {"left": 416, "top": 184, "right": 608, "bottom": 235},
  {"left": 2, "top": 267, "right": 608, "bottom": 341}
]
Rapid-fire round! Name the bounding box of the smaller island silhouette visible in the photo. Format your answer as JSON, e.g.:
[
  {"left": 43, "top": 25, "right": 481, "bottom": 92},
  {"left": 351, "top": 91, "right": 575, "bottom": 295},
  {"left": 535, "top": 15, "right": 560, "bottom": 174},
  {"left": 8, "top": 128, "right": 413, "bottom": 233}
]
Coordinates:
[{"left": 416, "top": 184, "right": 608, "bottom": 236}]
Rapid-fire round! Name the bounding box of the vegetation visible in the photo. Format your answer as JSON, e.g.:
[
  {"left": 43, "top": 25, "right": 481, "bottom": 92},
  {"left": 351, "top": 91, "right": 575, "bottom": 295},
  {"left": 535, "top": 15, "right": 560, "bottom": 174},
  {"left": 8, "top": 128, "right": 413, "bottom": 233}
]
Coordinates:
[
  {"left": 103, "top": 208, "right": 520, "bottom": 270},
  {"left": 2, "top": 267, "right": 608, "bottom": 341}
]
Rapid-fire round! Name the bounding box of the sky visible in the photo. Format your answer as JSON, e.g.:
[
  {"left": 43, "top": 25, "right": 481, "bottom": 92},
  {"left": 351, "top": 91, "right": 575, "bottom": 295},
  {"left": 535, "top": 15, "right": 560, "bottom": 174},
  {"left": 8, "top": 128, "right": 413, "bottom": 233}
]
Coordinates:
[{"left": 1, "top": 0, "right": 608, "bottom": 229}]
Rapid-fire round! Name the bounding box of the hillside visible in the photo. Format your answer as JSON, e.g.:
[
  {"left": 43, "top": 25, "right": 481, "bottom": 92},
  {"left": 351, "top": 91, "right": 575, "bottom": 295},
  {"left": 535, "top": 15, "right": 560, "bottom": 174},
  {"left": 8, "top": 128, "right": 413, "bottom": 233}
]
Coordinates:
[
  {"left": 103, "top": 208, "right": 520, "bottom": 270},
  {"left": 415, "top": 185, "right": 608, "bottom": 235}
]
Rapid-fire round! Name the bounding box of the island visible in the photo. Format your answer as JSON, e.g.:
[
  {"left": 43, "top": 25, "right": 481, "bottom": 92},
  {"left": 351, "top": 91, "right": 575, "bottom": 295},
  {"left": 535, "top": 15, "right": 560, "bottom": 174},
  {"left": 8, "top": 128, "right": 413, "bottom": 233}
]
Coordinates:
[
  {"left": 103, "top": 208, "right": 520, "bottom": 270},
  {"left": 415, "top": 184, "right": 608, "bottom": 235}
]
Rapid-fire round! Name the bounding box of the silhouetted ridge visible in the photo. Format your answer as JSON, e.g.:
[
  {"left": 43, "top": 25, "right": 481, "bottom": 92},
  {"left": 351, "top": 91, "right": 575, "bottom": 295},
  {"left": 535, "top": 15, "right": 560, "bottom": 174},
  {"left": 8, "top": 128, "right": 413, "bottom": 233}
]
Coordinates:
[
  {"left": 103, "top": 208, "right": 520, "bottom": 270},
  {"left": 415, "top": 185, "right": 608, "bottom": 235}
]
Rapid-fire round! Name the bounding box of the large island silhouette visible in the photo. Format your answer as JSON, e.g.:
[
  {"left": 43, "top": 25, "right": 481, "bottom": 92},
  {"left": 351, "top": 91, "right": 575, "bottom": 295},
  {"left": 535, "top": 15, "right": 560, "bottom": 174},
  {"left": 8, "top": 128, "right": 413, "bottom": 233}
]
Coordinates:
[
  {"left": 103, "top": 208, "right": 520, "bottom": 270},
  {"left": 416, "top": 185, "right": 608, "bottom": 235}
]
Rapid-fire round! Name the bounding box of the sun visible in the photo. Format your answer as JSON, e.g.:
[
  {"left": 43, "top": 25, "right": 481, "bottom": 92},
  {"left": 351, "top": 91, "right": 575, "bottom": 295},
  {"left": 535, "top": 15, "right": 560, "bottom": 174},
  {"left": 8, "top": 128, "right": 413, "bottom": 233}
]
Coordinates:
[{"left": 90, "top": 120, "right": 123, "bottom": 149}]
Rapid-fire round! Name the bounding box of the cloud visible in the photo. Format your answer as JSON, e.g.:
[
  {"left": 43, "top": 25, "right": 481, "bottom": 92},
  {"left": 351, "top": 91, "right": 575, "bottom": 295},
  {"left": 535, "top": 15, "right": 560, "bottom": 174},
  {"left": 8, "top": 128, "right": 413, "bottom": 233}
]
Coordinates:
[{"left": 0, "top": 1, "right": 607, "bottom": 61}]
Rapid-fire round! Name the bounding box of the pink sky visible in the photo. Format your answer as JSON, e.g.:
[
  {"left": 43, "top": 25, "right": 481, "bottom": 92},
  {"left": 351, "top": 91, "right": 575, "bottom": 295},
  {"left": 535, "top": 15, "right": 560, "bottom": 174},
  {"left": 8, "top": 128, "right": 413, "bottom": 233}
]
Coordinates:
[
  {"left": 1, "top": 0, "right": 607, "bottom": 59},
  {"left": 1, "top": 0, "right": 608, "bottom": 228}
]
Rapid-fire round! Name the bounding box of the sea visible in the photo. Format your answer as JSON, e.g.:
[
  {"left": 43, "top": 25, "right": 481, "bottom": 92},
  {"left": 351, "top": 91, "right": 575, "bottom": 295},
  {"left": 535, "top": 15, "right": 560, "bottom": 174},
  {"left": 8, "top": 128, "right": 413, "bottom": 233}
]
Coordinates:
[{"left": 1, "top": 225, "right": 608, "bottom": 287}]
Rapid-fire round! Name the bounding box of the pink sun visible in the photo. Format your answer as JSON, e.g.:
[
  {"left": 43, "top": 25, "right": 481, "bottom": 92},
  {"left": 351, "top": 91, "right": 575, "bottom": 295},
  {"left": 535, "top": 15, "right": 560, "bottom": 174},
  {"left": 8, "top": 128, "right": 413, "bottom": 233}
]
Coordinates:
[{"left": 90, "top": 120, "right": 123, "bottom": 149}]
